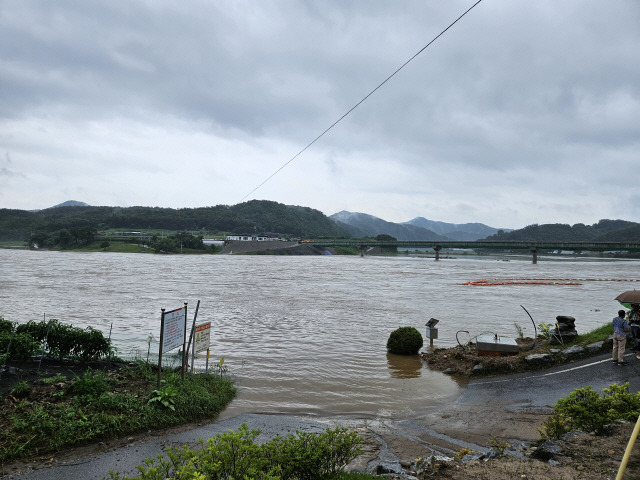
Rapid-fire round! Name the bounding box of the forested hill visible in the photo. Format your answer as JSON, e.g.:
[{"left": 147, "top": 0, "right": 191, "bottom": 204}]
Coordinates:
[
  {"left": 485, "top": 219, "right": 640, "bottom": 243},
  {"left": 0, "top": 200, "right": 347, "bottom": 241}
]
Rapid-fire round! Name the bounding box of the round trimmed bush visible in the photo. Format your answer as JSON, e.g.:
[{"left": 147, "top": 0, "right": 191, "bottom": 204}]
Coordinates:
[{"left": 386, "top": 326, "right": 423, "bottom": 355}]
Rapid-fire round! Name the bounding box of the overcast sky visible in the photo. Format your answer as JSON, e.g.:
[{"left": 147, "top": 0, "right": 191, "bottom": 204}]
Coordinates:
[{"left": 1, "top": 1, "right": 639, "bottom": 229}]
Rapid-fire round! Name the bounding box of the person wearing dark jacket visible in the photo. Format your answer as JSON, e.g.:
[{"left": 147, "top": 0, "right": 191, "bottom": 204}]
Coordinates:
[{"left": 626, "top": 304, "right": 640, "bottom": 351}]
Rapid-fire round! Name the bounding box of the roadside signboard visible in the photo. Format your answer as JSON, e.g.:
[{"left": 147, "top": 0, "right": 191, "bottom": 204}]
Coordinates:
[
  {"left": 194, "top": 322, "right": 211, "bottom": 354},
  {"left": 162, "top": 306, "right": 186, "bottom": 353}
]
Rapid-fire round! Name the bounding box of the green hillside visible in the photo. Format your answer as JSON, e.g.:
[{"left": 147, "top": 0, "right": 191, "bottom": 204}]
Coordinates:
[
  {"left": 485, "top": 219, "right": 640, "bottom": 242},
  {"left": 0, "top": 200, "right": 346, "bottom": 242}
]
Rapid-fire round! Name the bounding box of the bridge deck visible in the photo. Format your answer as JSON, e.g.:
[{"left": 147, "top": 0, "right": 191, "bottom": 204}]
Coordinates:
[{"left": 306, "top": 240, "right": 640, "bottom": 252}]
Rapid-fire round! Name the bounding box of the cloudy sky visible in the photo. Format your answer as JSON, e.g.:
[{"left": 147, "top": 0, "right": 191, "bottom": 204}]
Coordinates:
[{"left": 1, "top": 1, "right": 639, "bottom": 229}]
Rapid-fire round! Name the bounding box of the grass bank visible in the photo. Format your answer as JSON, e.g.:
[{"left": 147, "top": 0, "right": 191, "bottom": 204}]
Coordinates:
[{"left": 0, "top": 360, "right": 236, "bottom": 463}]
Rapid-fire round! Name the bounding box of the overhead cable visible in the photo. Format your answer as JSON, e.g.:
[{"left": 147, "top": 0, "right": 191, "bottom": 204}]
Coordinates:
[{"left": 240, "top": 0, "right": 484, "bottom": 202}]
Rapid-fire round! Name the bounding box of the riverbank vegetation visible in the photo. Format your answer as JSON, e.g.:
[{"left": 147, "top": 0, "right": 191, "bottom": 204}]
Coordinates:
[
  {"left": 0, "top": 360, "right": 236, "bottom": 463},
  {"left": 539, "top": 382, "right": 640, "bottom": 439},
  {"left": 0, "top": 318, "right": 236, "bottom": 464},
  {"left": 107, "top": 423, "right": 364, "bottom": 480}
]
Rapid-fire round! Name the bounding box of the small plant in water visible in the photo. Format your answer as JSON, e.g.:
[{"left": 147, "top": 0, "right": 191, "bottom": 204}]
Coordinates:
[
  {"left": 513, "top": 322, "right": 524, "bottom": 339},
  {"left": 214, "top": 357, "right": 228, "bottom": 377}
]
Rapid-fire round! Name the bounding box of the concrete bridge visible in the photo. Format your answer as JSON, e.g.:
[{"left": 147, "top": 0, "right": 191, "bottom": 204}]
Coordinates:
[{"left": 305, "top": 239, "right": 640, "bottom": 263}]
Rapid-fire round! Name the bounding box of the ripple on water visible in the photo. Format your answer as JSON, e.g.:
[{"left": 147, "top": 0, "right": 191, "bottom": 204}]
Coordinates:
[{"left": 1, "top": 250, "right": 637, "bottom": 420}]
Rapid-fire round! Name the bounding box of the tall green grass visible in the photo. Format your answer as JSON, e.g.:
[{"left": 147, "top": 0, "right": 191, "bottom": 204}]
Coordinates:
[{"left": 1, "top": 362, "right": 236, "bottom": 462}]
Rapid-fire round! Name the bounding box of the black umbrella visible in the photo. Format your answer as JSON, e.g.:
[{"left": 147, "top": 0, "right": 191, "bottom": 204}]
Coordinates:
[{"left": 615, "top": 290, "right": 640, "bottom": 307}]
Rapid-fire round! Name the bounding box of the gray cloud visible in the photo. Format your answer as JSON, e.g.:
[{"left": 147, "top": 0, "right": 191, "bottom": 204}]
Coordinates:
[{"left": 1, "top": 0, "right": 639, "bottom": 227}]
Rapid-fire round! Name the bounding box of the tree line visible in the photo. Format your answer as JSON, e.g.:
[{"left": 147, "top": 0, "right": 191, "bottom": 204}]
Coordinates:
[
  {"left": 0, "top": 200, "right": 347, "bottom": 242},
  {"left": 2, "top": 201, "right": 639, "bottom": 245},
  {"left": 485, "top": 219, "right": 640, "bottom": 243}
]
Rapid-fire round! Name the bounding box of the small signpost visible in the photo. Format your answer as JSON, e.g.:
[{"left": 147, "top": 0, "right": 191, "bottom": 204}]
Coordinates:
[
  {"left": 426, "top": 318, "right": 439, "bottom": 347},
  {"left": 190, "top": 322, "right": 211, "bottom": 373},
  {"left": 194, "top": 322, "right": 211, "bottom": 354},
  {"left": 157, "top": 304, "right": 187, "bottom": 388},
  {"left": 157, "top": 301, "right": 212, "bottom": 385}
]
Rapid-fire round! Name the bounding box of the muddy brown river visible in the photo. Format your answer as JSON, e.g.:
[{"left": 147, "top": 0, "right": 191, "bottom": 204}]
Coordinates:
[{"left": 1, "top": 249, "right": 638, "bottom": 421}]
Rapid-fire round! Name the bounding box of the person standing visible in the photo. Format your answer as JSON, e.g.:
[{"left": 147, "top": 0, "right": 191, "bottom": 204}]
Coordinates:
[
  {"left": 613, "top": 309, "right": 630, "bottom": 365},
  {"left": 626, "top": 304, "right": 640, "bottom": 351}
]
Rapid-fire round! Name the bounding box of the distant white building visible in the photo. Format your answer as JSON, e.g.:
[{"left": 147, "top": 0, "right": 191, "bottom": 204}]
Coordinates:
[
  {"left": 225, "top": 235, "right": 277, "bottom": 242},
  {"left": 203, "top": 239, "right": 225, "bottom": 246}
]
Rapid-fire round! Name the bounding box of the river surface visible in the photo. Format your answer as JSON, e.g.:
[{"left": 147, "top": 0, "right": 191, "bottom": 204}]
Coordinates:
[{"left": 1, "top": 249, "right": 638, "bottom": 421}]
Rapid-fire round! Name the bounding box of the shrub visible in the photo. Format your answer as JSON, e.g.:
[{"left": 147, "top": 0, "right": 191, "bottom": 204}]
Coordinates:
[
  {"left": 386, "top": 326, "right": 423, "bottom": 355},
  {"left": 543, "top": 383, "right": 640, "bottom": 437},
  {"left": 0, "top": 317, "right": 15, "bottom": 334},
  {"left": 0, "top": 319, "right": 41, "bottom": 361},
  {"left": 15, "top": 319, "right": 50, "bottom": 342},
  {"left": 16, "top": 319, "right": 112, "bottom": 360},
  {"left": 7, "top": 333, "right": 41, "bottom": 361},
  {"left": 538, "top": 412, "right": 571, "bottom": 440},
  {"left": 107, "top": 423, "right": 363, "bottom": 480}
]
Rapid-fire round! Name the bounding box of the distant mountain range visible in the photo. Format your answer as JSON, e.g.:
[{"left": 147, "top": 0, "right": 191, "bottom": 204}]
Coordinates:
[
  {"left": 330, "top": 211, "right": 510, "bottom": 241},
  {"left": 6, "top": 200, "right": 638, "bottom": 244}
]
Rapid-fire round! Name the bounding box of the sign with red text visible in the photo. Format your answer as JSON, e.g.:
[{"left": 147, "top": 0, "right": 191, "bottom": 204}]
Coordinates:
[
  {"left": 194, "top": 322, "right": 211, "bottom": 354},
  {"left": 162, "top": 306, "right": 186, "bottom": 353}
]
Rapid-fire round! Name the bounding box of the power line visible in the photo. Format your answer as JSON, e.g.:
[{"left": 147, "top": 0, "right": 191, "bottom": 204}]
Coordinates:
[{"left": 240, "top": 0, "right": 484, "bottom": 202}]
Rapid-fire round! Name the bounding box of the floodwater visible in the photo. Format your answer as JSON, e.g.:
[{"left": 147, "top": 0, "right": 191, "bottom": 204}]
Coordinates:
[{"left": 1, "top": 249, "right": 638, "bottom": 421}]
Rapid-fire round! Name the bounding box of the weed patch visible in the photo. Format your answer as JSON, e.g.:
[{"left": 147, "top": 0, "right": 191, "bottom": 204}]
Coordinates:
[
  {"left": 540, "top": 382, "right": 640, "bottom": 438},
  {"left": 0, "top": 361, "right": 236, "bottom": 462},
  {"left": 106, "top": 423, "right": 363, "bottom": 480}
]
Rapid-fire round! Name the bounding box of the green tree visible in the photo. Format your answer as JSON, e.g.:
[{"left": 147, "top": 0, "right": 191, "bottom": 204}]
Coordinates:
[
  {"left": 375, "top": 234, "right": 397, "bottom": 253},
  {"left": 29, "top": 231, "right": 52, "bottom": 248}
]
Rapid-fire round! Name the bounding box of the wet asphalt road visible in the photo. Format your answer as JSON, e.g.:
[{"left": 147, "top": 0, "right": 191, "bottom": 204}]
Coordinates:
[
  {"left": 4, "top": 351, "right": 640, "bottom": 480},
  {"left": 459, "top": 350, "right": 640, "bottom": 409}
]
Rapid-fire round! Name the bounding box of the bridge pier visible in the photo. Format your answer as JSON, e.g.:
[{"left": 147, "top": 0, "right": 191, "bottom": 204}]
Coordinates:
[
  {"left": 531, "top": 247, "right": 537, "bottom": 264},
  {"left": 358, "top": 245, "right": 367, "bottom": 257},
  {"left": 433, "top": 245, "right": 442, "bottom": 261}
]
